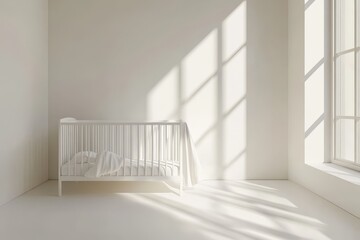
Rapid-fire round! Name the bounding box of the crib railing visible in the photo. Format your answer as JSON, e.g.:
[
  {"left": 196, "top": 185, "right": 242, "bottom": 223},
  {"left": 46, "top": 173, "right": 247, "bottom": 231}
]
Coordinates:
[{"left": 58, "top": 118, "right": 184, "bottom": 178}]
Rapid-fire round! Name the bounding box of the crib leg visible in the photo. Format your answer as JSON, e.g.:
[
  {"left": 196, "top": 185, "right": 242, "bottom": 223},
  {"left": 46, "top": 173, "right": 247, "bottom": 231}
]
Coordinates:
[{"left": 58, "top": 180, "right": 62, "bottom": 196}]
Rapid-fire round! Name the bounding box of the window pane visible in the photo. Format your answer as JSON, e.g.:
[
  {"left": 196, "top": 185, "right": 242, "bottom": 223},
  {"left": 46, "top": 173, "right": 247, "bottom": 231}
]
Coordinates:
[
  {"left": 336, "top": 0, "right": 355, "bottom": 53},
  {"left": 336, "top": 52, "right": 355, "bottom": 116},
  {"left": 336, "top": 119, "right": 355, "bottom": 162}
]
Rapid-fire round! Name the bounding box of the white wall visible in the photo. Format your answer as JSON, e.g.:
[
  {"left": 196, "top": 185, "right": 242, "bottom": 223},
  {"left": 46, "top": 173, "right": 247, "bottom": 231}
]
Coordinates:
[
  {"left": 49, "top": 0, "right": 288, "bottom": 180},
  {"left": 247, "top": 0, "right": 288, "bottom": 179},
  {"left": 0, "top": 0, "right": 48, "bottom": 206},
  {"left": 288, "top": 0, "right": 360, "bottom": 218}
]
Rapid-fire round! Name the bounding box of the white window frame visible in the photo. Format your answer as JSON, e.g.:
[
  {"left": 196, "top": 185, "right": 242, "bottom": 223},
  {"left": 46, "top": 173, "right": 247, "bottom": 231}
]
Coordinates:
[{"left": 332, "top": 0, "right": 360, "bottom": 171}]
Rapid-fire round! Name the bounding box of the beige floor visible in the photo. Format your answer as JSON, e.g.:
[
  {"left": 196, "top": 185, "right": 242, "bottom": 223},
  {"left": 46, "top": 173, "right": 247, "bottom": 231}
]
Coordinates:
[{"left": 0, "top": 180, "right": 360, "bottom": 240}]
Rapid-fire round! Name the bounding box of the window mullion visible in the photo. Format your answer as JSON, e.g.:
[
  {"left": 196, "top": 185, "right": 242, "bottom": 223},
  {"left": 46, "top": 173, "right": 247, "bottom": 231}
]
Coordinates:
[
  {"left": 354, "top": 0, "right": 358, "bottom": 164},
  {"left": 334, "top": 0, "right": 338, "bottom": 161}
]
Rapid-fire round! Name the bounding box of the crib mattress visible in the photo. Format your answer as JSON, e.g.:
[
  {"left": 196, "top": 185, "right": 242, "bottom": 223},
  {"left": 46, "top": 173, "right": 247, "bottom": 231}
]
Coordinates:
[{"left": 61, "top": 159, "right": 180, "bottom": 177}]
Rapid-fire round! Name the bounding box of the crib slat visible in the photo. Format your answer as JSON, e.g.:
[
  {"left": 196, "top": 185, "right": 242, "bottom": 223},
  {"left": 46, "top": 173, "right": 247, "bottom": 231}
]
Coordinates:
[
  {"left": 144, "top": 125, "right": 146, "bottom": 176},
  {"left": 112, "top": 125, "right": 115, "bottom": 176},
  {"left": 115, "top": 125, "right": 117, "bottom": 154},
  {"left": 174, "top": 125, "right": 176, "bottom": 177},
  {"left": 177, "top": 125, "right": 180, "bottom": 176},
  {"left": 123, "top": 125, "right": 125, "bottom": 176},
  {"left": 84, "top": 125, "right": 87, "bottom": 171},
  {"left": 74, "top": 125, "right": 77, "bottom": 176},
  {"left": 171, "top": 125, "right": 175, "bottom": 176},
  {"left": 88, "top": 125, "right": 90, "bottom": 159},
  {"left": 130, "top": 125, "right": 132, "bottom": 176},
  {"left": 59, "top": 125, "right": 62, "bottom": 177},
  {"left": 103, "top": 124, "right": 105, "bottom": 152},
  {"left": 94, "top": 124, "right": 96, "bottom": 153},
  {"left": 70, "top": 125, "right": 72, "bottom": 175},
  {"left": 80, "top": 125, "right": 83, "bottom": 174},
  {"left": 78, "top": 125, "right": 80, "bottom": 174},
  {"left": 108, "top": 125, "right": 111, "bottom": 175},
  {"left": 91, "top": 124, "right": 94, "bottom": 155},
  {"left": 108, "top": 124, "right": 111, "bottom": 152},
  {"left": 164, "top": 125, "right": 167, "bottom": 176},
  {"left": 72, "top": 125, "right": 74, "bottom": 175},
  {"left": 115, "top": 125, "right": 118, "bottom": 176},
  {"left": 97, "top": 124, "right": 100, "bottom": 155},
  {"left": 70, "top": 125, "right": 73, "bottom": 176},
  {"left": 180, "top": 124, "right": 184, "bottom": 178},
  {"left": 67, "top": 125, "right": 70, "bottom": 176},
  {"left": 60, "top": 125, "right": 63, "bottom": 176},
  {"left": 87, "top": 125, "right": 90, "bottom": 169},
  {"left": 66, "top": 125, "right": 70, "bottom": 175},
  {"left": 136, "top": 125, "right": 139, "bottom": 176},
  {"left": 64, "top": 125, "right": 67, "bottom": 176},
  {"left": 151, "top": 125, "right": 154, "bottom": 176},
  {"left": 158, "top": 124, "right": 161, "bottom": 176},
  {"left": 105, "top": 125, "right": 107, "bottom": 151},
  {"left": 103, "top": 124, "right": 105, "bottom": 153},
  {"left": 113, "top": 125, "right": 116, "bottom": 154},
  {"left": 94, "top": 125, "right": 96, "bottom": 155},
  {"left": 111, "top": 125, "right": 113, "bottom": 152},
  {"left": 65, "top": 125, "right": 68, "bottom": 176},
  {"left": 109, "top": 125, "right": 111, "bottom": 175},
  {"left": 62, "top": 125, "right": 64, "bottom": 175}
]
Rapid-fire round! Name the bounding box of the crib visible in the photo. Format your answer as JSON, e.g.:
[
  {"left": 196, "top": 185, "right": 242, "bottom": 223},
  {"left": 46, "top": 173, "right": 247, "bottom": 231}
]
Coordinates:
[{"left": 58, "top": 118, "right": 187, "bottom": 196}]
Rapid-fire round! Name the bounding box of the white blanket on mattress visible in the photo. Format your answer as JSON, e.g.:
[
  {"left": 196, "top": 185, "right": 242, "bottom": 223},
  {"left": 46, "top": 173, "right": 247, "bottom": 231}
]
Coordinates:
[{"left": 84, "top": 151, "right": 126, "bottom": 178}]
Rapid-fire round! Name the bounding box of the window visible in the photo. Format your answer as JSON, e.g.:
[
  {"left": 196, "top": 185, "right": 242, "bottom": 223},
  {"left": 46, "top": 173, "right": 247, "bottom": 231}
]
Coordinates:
[{"left": 333, "top": 0, "right": 360, "bottom": 170}]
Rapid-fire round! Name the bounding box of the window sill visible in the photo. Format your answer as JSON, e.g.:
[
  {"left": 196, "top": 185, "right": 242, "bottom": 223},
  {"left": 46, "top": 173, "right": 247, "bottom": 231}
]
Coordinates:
[{"left": 307, "top": 162, "right": 360, "bottom": 186}]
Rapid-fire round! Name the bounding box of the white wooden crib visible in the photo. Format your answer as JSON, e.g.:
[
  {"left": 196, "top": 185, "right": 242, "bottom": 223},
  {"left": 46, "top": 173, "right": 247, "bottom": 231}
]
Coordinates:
[{"left": 58, "top": 118, "right": 186, "bottom": 196}]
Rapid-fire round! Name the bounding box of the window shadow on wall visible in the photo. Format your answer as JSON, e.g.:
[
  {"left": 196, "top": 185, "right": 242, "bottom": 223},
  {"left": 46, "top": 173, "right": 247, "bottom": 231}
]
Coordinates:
[
  {"left": 146, "top": 2, "right": 247, "bottom": 179},
  {"left": 304, "top": 0, "right": 331, "bottom": 165}
]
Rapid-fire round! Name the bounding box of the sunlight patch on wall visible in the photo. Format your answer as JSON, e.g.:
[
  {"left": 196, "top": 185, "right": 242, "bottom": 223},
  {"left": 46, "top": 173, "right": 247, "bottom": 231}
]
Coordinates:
[
  {"left": 304, "top": 0, "right": 324, "bottom": 74},
  {"left": 305, "top": 120, "right": 324, "bottom": 164},
  {"left": 223, "top": 99, "right": 247, "bottom": 177},
  {"left": 146, "top": 2, "right": 247, "bottom": 178},
  {"left": 222, "top": 47, "right": 246, "bottom": 113},
  {"left": 221, "top": 1, "right": 247, "bottom": 177},
  {"left": 182, "top": 30, "right": 217, "bottom": 101},
  {"left": 222, "top": 1, "right": 246, "bottom": 62},
  {"left": 305, "top": 65, "right": 324, "bottom": 131},
  {"left": 183, "top": 76, "right": 218, "bottom": 142},
  {"left": 304, "top": 0, "right": 325, "bottom": 164},
  {"left": 196, "top": 127, "right": 218, "bottom": 177},
  {"left": 147, "top": 66, "right": 179, "bottom": 120},
  {"left": 182, "top": 29, "right": 218, "bottom": 142}
]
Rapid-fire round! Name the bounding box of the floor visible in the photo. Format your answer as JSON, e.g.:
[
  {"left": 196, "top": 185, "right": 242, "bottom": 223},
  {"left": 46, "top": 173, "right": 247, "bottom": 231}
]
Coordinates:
[{"left": 0, "top": 181, "right": 360, "bottom": 240}]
